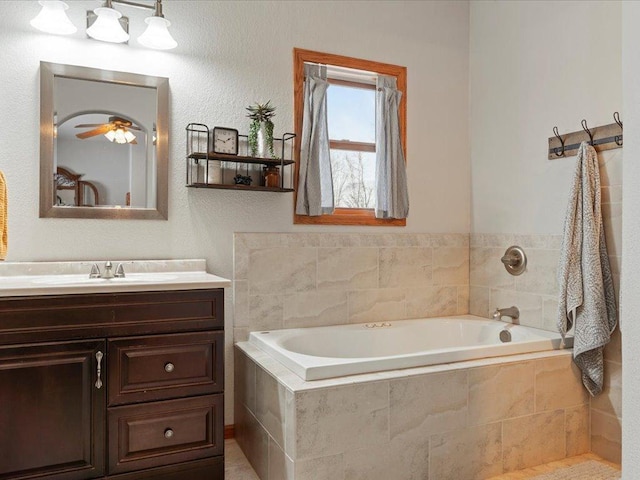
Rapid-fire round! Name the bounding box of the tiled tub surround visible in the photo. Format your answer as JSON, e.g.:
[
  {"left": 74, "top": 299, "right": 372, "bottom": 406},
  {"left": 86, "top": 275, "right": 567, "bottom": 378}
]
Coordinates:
[
  {"left": 235, "top": 343, "right": 589, "bottom": 480},
  {"left": 468, "top": 148, "right": 622, "bottom": 464},
  {"left": 233, "top": 233, "right": 470, "bottom": 343}
]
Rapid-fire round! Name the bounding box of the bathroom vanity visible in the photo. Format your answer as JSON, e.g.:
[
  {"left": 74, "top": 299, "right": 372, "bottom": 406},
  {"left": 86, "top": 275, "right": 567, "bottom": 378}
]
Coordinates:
[{"left": 0, "top": 261, "right": 229, "bottom": 480}]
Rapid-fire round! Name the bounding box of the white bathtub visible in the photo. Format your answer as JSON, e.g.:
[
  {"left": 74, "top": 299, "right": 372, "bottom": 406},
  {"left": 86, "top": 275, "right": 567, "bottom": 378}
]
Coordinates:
[{"left": 249, "top": 315, "right": 571, "bottom": 380}]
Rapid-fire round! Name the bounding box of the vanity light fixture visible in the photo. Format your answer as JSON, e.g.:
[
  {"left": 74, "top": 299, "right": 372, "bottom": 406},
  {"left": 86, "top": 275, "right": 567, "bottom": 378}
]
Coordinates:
[
  {"left": 137, "top": 1, "right": 177, "bottom": 50},
  {"left": 30, "top": 0, "right": 177, "bottom": 50},
  {"left": 30, "top": 1, "right": 77, "bottom": 35},
  {"left": 86, "top": 0, "right": 129, "bottom": 43}
]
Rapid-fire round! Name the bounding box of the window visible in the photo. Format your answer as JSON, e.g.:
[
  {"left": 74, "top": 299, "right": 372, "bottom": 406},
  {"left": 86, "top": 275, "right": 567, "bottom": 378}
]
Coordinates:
[{"left": 293, "top": 48, "right": 407, "bottom": 226}]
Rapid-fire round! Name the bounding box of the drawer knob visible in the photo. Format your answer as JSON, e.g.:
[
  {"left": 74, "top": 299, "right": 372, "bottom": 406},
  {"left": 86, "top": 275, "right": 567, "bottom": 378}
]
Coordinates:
[
  {"left": 164, "top": 362, "right": 175, "bottom": 373},
  {"left": 164, "top": 428, "right": 174, "bottom": 439}
]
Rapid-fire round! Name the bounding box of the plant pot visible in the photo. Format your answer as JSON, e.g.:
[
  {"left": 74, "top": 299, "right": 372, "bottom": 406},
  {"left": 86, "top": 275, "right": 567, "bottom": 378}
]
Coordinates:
[
  {"left": 249, "top": 120, "right": 274, "bottom": 158},
  {"left": 256, "top": 123, "right": 270, "bottom": 158}
]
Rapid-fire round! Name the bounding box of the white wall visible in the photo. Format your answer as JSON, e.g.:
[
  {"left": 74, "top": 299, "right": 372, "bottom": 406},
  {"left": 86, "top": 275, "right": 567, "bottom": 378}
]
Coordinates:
[
  {"left": 621, "top": 2, "right": 640, "bottom": 476},
  {"left": 0, "top": 0, "right": 470, "bottom": 265},
  {"left": 470, "top": 0, "right": 621, "bottom": 235},
  {"left": 0, "top": 1, "right": 470, "bottom": 424}
]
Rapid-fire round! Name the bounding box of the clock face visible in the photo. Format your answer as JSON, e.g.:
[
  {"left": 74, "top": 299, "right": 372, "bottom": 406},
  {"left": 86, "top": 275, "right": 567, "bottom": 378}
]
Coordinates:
[{"left": 213, "top": 127, "right": 238, "bottom": 155}]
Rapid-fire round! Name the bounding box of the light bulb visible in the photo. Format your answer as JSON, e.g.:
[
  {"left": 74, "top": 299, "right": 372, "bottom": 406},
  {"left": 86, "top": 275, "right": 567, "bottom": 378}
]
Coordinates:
[
  {"left": 104, "top": 130, "right": 116, "bottom": 142},
  {"left": 124, "top": 130, "right": 136, "bottom": 143},
  {"left": 87, "top": 6, "right": 129, "bottom": 43},
  {"left": 113, "top": 128, "right": 127, "bottom": 144},
  {"left": 138, "top": 16, "right": 177, "bottom": 50},
  {"left": 30, "top": 1, "right": 77, "bottom": 35}
]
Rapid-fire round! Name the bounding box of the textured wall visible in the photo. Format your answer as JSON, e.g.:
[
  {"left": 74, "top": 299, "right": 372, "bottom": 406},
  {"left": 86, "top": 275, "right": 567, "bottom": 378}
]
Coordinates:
[
  {"left": 621, "top": 2, "right": 640, "bottom": 476},
  {"left": 470, "top": 1, "right": 621, "bottom": 234},
  {"left": 0, "top": 1, "right": 470, "bottom": 425}
]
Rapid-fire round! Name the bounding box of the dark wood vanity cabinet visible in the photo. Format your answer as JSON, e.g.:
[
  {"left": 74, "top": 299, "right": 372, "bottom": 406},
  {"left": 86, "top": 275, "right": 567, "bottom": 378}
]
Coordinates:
[{"left": 0, "top": 289, "right": 225, "bottom": 480}]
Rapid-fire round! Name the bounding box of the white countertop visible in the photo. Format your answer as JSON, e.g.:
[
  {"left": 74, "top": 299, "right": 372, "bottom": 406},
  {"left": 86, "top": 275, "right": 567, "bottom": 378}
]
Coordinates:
[{"left": 0, "top": 259, "right": 231, "bottom": 297}]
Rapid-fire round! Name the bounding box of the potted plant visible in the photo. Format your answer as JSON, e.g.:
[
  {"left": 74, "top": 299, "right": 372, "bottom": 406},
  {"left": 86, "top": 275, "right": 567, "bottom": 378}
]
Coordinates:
[{"left": 246, "top": 100, "right": 276, "bottom": 158}]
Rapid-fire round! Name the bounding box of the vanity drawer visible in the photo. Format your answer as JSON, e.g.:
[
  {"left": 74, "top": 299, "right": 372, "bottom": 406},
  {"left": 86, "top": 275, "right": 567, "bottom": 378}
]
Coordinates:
[
  {"left": 107, "top": 394, "right": 223, "bottom": 475},
  {"left": 108, "top": 331, "right": 223, "bottom": 406}
]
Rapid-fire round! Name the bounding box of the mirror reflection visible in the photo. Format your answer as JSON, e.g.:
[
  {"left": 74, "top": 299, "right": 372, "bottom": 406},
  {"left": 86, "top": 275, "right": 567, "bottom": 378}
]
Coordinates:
[{"left": 40, "top": 62, "right": 168, "bottom": 219}]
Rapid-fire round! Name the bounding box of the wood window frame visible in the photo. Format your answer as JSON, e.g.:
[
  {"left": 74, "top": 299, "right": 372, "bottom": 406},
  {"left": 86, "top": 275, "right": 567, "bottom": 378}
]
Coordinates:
[{"left": 293, "top": 48, "right": 407, "bottom": 226}]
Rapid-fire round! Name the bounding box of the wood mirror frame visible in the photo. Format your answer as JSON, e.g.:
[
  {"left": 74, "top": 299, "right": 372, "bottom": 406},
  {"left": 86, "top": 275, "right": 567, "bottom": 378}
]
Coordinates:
[{"left": 39, "top": 62, "right": 169, "bottom": 220}]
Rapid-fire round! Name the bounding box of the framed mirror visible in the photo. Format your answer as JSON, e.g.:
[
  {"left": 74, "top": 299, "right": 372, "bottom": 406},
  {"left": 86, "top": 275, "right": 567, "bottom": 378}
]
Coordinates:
[{"left": 39, "top": 62, "right": 168, "bottom": 219}]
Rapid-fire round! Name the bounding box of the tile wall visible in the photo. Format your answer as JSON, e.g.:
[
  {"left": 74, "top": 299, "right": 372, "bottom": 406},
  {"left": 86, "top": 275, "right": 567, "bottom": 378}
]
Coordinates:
[
  {"left": 233, "top": 233, "right": 470, "bottom": 342},
  {"left": 235, "top": 344, "right": 589, "bottom": 480},
  {"left": 469, "top": 149, "right": 623, "bottom": 463}
]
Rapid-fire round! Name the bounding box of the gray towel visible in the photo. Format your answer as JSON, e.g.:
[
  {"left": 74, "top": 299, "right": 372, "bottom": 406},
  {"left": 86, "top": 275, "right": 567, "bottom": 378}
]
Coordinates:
[{"left": 557, "top": 141, "right": 617, "bottom": 396}]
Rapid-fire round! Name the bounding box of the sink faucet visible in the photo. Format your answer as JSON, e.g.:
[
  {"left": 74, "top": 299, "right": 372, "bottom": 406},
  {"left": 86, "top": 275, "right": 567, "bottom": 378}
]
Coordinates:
[
  {"left": 88, "top": 261, "right": 126, "bottom": 279},
  {"left": 102, "top": 261, "right": 115, "bottom": 279},
  {"left": 492, "top": 306, "right": 520, "bottom": 322}
]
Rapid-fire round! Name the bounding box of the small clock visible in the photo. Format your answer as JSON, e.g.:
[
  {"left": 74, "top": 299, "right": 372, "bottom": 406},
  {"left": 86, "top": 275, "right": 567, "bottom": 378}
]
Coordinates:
[{"left": 212, "top": 127, "right": 239, "bottom": 155}]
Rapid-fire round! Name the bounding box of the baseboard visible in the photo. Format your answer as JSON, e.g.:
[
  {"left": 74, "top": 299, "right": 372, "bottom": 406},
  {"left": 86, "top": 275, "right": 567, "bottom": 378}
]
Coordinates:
[{"left": 224, "top": 424, "right": 235, "bottom": 439}]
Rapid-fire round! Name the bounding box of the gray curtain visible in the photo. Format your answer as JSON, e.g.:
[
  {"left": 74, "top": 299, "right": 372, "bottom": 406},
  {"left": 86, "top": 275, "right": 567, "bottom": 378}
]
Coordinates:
[
  {"left": 375, "top": 75, "right": 409, "bottom": 219},
  {"left": 295, "top": 64, "right": 334, "bottom": 216}
]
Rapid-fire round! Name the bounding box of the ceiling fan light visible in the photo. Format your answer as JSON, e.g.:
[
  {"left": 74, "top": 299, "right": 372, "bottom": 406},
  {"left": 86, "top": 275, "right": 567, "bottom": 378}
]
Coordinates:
[
  {"left": 87, "top": 6, "right": 129, "bottom": 43},
  {"left": 138, "top": 16, "right": 177, "bottom": 50},
  {"left": 30, "top": 1, "right": 77, "bottom": 35},
  {"left": 113, "top": 128, "right": 128, "bottom": 144},
  {"left": 104, "top": 130, "right": 116, "bottom": 142},
  {"left": 124, "top": 130, "right": 136, "bottom": 143}
]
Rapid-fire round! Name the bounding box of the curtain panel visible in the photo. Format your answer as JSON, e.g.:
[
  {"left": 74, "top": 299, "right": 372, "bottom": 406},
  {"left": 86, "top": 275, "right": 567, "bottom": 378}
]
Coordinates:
[
  {"left": 375, "top": 75, "right": 409, "bottom": 219},
  {"left": 295, "top": 64, "right": 334, "bottom": 216}
]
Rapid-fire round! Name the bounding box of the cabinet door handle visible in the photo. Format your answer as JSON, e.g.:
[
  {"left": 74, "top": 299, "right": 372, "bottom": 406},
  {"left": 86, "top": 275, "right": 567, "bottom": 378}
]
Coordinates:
[
  {"left": 164, "top": 428, "right": 174, "bottom": 439},
  {"left": 95, "top": 351, "right": 104, "bottom": 389},
  {"left": 164, "top": 362, "right": 175, "bottom": 373}
]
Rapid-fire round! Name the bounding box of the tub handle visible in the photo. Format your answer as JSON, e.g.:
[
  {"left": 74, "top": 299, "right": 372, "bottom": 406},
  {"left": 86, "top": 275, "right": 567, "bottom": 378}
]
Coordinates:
[{"left": 501, "top": 246, "right": 527, "bottom": 276}]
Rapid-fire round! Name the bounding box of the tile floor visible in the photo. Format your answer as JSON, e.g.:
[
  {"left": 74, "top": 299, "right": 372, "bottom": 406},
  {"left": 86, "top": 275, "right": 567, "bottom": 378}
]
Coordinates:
[
  {"left": 486, "top": 453, "right": 620, "bottom": 479},
  {"left": 226, "top": 439, "right": 260, "bottom": 480},
  {"left": 226, "top": 439, "right": 621, "bottom": 480}
]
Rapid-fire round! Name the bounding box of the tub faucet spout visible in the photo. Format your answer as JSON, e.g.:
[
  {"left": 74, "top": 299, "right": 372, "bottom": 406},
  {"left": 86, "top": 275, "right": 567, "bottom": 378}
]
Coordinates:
[{"left": 492, "top": 306, "right": 520, "bottom": 322}]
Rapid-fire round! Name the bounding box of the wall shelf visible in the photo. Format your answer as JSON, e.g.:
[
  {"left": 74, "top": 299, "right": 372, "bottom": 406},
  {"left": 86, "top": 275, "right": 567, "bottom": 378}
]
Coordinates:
[
  {"left": 187, "top": 183, "right": 294, "bottom": 193},
  {"left": 186, "top": 123, "right": 295, "bottom": 192}
]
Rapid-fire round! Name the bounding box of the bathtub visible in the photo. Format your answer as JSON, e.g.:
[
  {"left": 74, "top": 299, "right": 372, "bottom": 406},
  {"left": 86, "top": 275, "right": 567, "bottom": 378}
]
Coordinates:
[{"left": 249, "top": 315, "right": 571, "bottom": 380}]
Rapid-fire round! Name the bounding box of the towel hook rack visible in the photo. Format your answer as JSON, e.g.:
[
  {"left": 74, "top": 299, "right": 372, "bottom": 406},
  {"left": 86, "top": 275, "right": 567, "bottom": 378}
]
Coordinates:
[
  {"left": 552, "top": 126, "right": 565, "bottom": 157},
  {"left": 613, "top": 111, "right": 623, "bottom": 146},
  {"left": 581, "top": 119, "right": 594, "bottom": 145}
]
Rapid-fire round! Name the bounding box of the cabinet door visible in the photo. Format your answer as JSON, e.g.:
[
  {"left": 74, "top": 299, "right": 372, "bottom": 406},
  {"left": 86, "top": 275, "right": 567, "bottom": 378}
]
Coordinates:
[{"left": 0, "top": 340, "right": 106, "bottom": 480}]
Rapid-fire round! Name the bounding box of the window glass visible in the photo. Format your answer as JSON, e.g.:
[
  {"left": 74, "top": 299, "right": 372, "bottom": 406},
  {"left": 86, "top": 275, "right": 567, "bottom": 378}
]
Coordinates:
[
  {"left": 327, "top": 84, "right": 375, "bottom": 144},
  {"left": 330, "top": 150, "right": 376, "bottom": 209}
]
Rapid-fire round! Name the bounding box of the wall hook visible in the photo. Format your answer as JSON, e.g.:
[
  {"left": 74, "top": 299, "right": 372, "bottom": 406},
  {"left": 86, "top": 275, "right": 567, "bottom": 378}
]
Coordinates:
[
  {"left": 581, "top": 119, "right": 594, "bottom": 145},
  {"left": 552, "top": 126, "right": 565, "bottom": 157},
  {"left": 613, "top": 111, "right": 623, "bottom": 146}
]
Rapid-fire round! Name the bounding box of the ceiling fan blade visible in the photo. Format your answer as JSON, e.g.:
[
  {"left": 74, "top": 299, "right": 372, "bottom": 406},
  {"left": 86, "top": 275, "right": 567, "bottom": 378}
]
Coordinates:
[
  {"left": 128, "top": 125, "right": 142, "bottom": 131},
  {"left": 76, "top": 125, "right": 111, "bottom": 139},
  {"left": 74, "top": 123, "right": 104, "bottom": 128},
  {"left": 131, "top": 139, "right": 138, "bottom": 144}
]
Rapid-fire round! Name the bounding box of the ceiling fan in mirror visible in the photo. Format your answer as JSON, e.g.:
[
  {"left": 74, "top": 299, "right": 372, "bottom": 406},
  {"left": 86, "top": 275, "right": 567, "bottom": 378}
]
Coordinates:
[{"left": 75, "top": 116, "right": 140, "bottom": 144}]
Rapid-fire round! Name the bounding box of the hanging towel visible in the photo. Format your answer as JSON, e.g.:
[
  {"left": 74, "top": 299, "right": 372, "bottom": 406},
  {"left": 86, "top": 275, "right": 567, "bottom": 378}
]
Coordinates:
[
  {"left": 557, "top": 141, "right": 617, "bottom": 396},
  {"left": 0, "top": 171, "right": 6, "bottom": 260}
]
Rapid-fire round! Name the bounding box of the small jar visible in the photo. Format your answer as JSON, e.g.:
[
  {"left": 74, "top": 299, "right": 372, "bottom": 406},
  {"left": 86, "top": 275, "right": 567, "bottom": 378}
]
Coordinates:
[{"left": 263, "top": 166, "right": 280, "bottom": 188}]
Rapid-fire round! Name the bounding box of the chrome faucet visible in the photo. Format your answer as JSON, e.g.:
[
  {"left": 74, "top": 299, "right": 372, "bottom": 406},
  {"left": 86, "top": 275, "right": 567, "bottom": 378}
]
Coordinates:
[
  {"left": 102, "top": 261, "right": 115, "bottom": 279},
  {"left": 88, "top": 261, "right": 125, "bottom": 279},
  {"left": 89, "top": 263, "right": 101, "bottom": 278},
  {"left": 492, "top": 306, "right": 520, "bottom": 322},
  {"left": 114, "top": 263, "right": 126, "bottom": 278}
]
